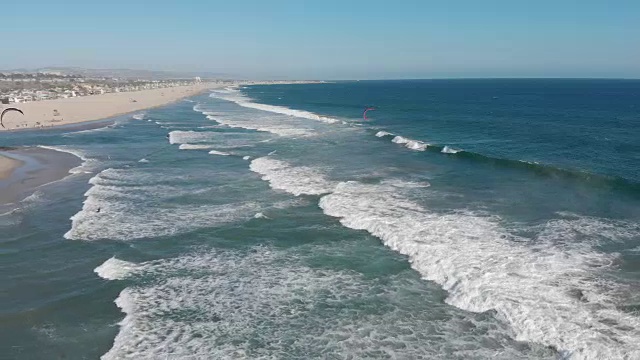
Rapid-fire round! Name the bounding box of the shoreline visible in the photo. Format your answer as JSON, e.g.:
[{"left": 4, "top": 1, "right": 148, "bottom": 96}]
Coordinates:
[
  {"left": 0, "top": 82, "right": 220, "bottom": 132},
  {"left": 0, "top": 81, "right": 322, "bottom": 133},
  {"left": 0, "top": 147, "right": 81, "bottom": 208},
  {"left": 0, "top": 154, "right": 24, "bottom": 180}
]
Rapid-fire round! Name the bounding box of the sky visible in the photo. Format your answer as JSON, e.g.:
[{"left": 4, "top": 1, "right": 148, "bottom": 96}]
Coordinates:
[{"left": 2, "top": 0, "right": 639, "bottom": 79}]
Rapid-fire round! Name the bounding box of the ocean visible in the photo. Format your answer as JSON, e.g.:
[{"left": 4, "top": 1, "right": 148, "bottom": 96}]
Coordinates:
[{"left": 1, "top": 79, "right": 639, "bottom": 359}]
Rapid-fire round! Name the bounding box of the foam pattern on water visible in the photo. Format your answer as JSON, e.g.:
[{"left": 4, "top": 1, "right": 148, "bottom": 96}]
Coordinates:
[
  {"left": 97, "top": 247, "right": 556, "bottom": 359},
  {"left": 249, "top": 157, "right": 335, "bottom": 196},
  {"left": 65, "top": 168, "right": 258, "bottom": 241},
  {"left": 209, "top": 88, "right": 340, "bottom": 124},
  {"left": 318, "top": 181, "right": 640, "bottom": 359}
]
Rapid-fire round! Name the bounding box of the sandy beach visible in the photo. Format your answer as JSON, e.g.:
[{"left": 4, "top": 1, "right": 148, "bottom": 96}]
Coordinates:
[{"left": 0, "top": 82, "right": 220, "bottom": 131}]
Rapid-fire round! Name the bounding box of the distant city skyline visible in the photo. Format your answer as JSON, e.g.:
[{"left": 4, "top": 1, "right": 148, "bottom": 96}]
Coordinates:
[{"left": 3, "top": 0, "right": 639, "bottom": 79}]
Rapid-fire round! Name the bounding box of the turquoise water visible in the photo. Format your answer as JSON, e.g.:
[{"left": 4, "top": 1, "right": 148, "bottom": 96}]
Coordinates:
[{"left": 1, "top": 80, "right": 639, "bottom": 359}]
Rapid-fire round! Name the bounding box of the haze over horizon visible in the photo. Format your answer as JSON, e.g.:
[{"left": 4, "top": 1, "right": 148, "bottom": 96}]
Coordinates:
[{"left": 3, "top": 0, "right": 639, "bottom": 79}]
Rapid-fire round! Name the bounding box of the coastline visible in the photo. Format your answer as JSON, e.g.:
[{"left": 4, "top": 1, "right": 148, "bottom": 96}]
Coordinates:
[
  {"left": 0, "top": 147, "right": 81, "bottom": 208},
  {"left": 0, "top": 82, "right": 220, "bottom": 131}
]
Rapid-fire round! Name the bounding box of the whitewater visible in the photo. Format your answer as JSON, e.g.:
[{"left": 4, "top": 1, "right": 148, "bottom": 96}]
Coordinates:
[{"left": 2, "top": 80, "right": 639, "bottom": 360}]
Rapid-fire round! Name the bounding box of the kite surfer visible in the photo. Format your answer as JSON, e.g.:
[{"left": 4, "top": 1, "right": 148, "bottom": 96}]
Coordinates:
[
  {"left": 363, "top": 107, "right": 375, "bottom": 120},
  {"left": 0, "top": 107, "right": 25, "bottom": 128}
]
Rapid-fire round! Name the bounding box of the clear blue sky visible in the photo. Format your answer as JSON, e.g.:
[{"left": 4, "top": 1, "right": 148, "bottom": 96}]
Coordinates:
[{"left": 2, "top": 0, "right": 639, "bottom": 79}]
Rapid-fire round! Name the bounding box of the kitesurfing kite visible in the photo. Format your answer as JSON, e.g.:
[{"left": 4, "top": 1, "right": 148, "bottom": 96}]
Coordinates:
[
  {"left": 0, "top": 108, "right": 24, "bottom": 128},
  {"left": 363, "top": 107, "right": 375, "bottom": 120}
]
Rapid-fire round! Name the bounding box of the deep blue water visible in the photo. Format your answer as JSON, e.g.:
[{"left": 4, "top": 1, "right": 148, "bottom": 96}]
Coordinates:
[{"left": 1, "top": 80, "right": 639, "bottom": 359}]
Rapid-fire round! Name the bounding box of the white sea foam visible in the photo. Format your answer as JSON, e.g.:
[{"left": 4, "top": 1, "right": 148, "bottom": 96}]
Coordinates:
[
  {"left": 538, "top": 214, "right": 640, "bottom": 248},
  {"left": 132, "top": 113, "right": 146, "bottom": 120},
  {"left": 64, "top": 168, "right": 258, "bottom": 241},
  {"left": 138, "top": 158, "right": 149, "bottom": 163},
  {"left": 206, "top": 114, "right": 313, "bottom": 137},
  {"left": 318, "top": 180, "right": 640, "bottom": 359},
  {"left": 242, "top": 156, "right": 251, "bottom": 161},
  {"left": 253, "top": 212, "right": 269, "bottom": 219},
  {"left": 441, "top": 146, "right": 462, "bottom": 154},
  {"left": 381, "top": 179, "right": 431, "bottom": 188},
  {"left": 249, "top": 157, "right": 335, "bottom": 196},
  {"left": 98, "top": 247, "right": 546, "bottom": 359},
  {"left": 375, "top": 131, "right": 394, "bottom": 137},
  {"left": 391, "top": 136, "right": 428, "bottom": 151},
  {"left": 235, "top": 101, "right": 339, "bottom": 124},
  {"left": 208, "top": 150, "right": 230, "bottom": 156},
  {"left": 169, "top": 130, "right": 256, "bottom": 149},
  {"left": 192, "top": 104, "right": 204, "bottom": 113},
  {"left": 95, "top": 257, "right": 139, "bottom": 280},
  {"left": 21, "top": 190, "right": 45, "bottom": 204},
  {"left": 169, "top": 131, "right": 218, "bottom": 144},
  {"left": 178, "top": 144, "right": 216, "bottom": 150},
  {"left": 209, "top": 88, "right": 339, "bottom": 124}
]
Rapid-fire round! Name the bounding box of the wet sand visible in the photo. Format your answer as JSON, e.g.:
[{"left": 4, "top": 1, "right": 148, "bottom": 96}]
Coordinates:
[
  {"left": 0, "top": 153, "right": 24, "bottom": 180},
  {"left": 0, "top": 147, "right": 80, "bottom": 207}
]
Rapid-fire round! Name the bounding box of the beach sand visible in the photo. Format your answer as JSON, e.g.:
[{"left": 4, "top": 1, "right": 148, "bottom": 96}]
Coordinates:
[
  {"left": 0, "top": 154, "right": 24, "bottom": 180},
  {"left": 0, "top": 82, "right": 220, "bottom": 131}
]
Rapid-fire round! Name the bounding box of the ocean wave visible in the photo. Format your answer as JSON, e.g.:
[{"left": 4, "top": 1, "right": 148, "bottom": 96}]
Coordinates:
[
  {"left": 375, "top": 131, "right": 394, "bottom": 137},
  {"left": 441, "top": 146, "right": 461, "bottom": 154},
  {"left": 97, "top": 246, "right": 550, "bottom": 359},
  {"left": 94, "top": 257, "right": 139, "bottom": 280},
  {"left": 168, "top": 130, "right": 264, "bottom": 150},
  {"left": 64, "top": 168, "right": 259, "bottom": 241},
  {"left": 208, "top": 150, "right": 230, "bottom": 156},
  {"left": 249, "top": 157, "right": 335, "bottom": 196},
  {"left": 391, "top": 136, "right": 429, "bottom": 151},
  {"left": 209, "top": 88, "right": 339, "bottom": 124},
  {"left": 169, "top": 131, "right": 225, "bottom": 145},
  {"left": 318, "top": 180, "right": 640, "bottom": 359},
  {"left": 447, "top": 149, "right": 640, "bottom": 194},
  {"left": 178, "top": 144, "right": 217, "bottom": 150},
  {"left": 373, "top": 133, "right": 640, "bottom": 193},
  {"left": 205, "top": 114, "right": 313, "bottom": 137},
  {"left": 132, "top": 113, "right": 146, "bottom": 120},
  {"left": 192, "top": 104, "right": 205, "bottom": 113}
]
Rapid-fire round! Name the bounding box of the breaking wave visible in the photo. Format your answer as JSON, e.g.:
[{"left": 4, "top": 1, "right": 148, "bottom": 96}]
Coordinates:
[
  {"left": 178, "top": 144, "right": 217, "bottom": 150},
  {"left": 318, "top": 180, "right": 640, "bottom": 359},
  {"left": 441, "top": 146, "right": 461, "bottom": 154},
  {"left": 391, "top": 136, "right": 429, "bottom": 151},
  {"left": 375, "top": 131, "right": 394, "bottom": 137},
  {"left": 64, "top": 168, "right": 259, "bottom": 241},
  {"left": 97, "top": 246, "right": 555, "bottom": 359},
  {"left": 373, "top": 133, "right": 640, "bottom": 194},
  {"left": 249, "top": 157, "right": 335, "bottom": 196},
  {"left": 209, "top": 88, "right": 340, "bottom": 124}
]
